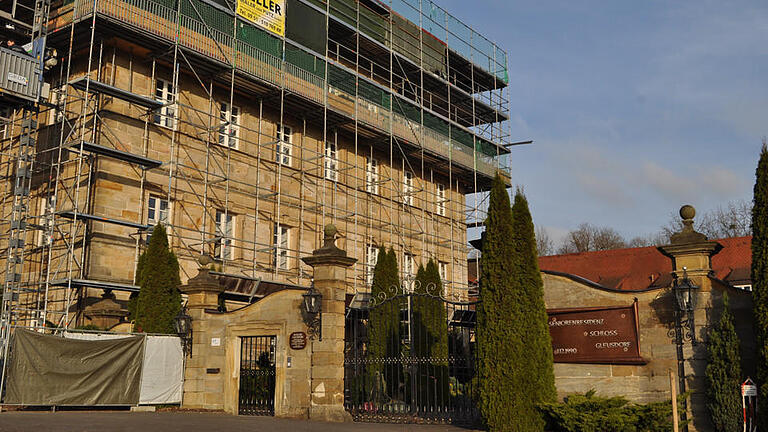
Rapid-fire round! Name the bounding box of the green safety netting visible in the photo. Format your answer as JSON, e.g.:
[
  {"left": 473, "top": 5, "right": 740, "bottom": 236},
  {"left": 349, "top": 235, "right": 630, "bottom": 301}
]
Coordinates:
[
  {"left": 181, "top": 0, "right": 234, "bottom": 36},
  {"left": 237, "top": 20, "right": 282, "bottom": 58},
  {"left": 286, "top": 45, "right": 325, "bottom": 77}
]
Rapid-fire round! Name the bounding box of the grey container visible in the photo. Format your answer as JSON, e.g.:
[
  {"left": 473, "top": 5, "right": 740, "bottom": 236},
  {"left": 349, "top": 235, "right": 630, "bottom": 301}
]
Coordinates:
[{"left": 0, "top": 47, "right": 41, "bottom": 103}]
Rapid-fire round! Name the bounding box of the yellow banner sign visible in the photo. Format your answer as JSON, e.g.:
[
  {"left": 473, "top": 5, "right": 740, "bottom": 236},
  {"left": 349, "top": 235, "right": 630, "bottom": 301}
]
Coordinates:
[{"left": 237, "top": 0, "right": 285, "bottom": 37}]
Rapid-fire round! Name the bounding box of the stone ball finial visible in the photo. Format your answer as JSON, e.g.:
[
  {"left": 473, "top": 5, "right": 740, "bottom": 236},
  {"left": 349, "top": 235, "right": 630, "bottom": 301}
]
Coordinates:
[
  {"left": 324, "top": 224, "right": 337, "bottom": 238},
  {"left": 198, "top": 254, "right": 213, "bottom": 267},
  {"left": 680, "top": 205, "right": 696, "bottom": 221}
]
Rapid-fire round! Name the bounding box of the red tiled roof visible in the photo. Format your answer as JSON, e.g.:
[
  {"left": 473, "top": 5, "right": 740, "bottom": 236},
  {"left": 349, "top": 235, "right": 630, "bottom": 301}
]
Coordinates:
[
  {"left": 537, "top": 236, "right": 752, "bottom": 291},
  {"left": 711, "top": 236, "right": 752, "bottom": 285}
]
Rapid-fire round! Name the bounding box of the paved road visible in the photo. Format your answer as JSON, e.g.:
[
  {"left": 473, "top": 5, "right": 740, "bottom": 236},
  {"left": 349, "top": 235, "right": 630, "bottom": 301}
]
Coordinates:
[{"left": 0, "top": 411, "right": 481, "bottom": 432}]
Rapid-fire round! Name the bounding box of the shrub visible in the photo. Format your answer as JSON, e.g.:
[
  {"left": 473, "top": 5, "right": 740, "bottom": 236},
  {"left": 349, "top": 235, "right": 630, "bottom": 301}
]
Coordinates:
[{"left": 538, "top": 390, "right": 690, "bottom": 432}]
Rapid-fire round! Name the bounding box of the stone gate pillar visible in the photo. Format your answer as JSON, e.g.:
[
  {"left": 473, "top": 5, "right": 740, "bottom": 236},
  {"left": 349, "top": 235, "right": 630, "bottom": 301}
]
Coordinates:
[
  {"left": 659, "top": 205, "right": 723, "bottom": 432},
  {"left": 179, "top": 255, "right": 226, "bottom": 409},
  {"left": 301, "top": 224, "right": 356, "bottom": 422}
]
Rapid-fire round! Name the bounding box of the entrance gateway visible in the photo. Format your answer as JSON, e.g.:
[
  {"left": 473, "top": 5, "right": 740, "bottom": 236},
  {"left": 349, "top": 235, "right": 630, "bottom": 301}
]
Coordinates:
[{"left": 238, "top": 336, "right": 277, "bottom": 415}]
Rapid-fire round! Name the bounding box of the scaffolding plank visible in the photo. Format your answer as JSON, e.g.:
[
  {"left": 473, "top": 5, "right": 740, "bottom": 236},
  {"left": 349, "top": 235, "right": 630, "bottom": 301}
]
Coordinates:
[
  {"left": 70, "top": 141, "right": 162, "bottom": 169},
  {"left": 57, "top": 210, "right": 150, "bottom": 230},
  {"left": 68, "top": 77, "right": 163, "bottom": 110},
  {"left": 49, "top": 278, "right": 140, "bottom": 292}
]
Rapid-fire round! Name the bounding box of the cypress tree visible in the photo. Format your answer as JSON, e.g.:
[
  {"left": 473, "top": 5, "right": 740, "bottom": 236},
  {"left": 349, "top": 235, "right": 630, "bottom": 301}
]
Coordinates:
[
  {"left": 752, "top": 143, "right": 768, "bottom": 430},
  {"left": 134, "top": 224, "right": 182, "bottom": 333},
  {"left": 706, "top": 293, "right": 742, "bottom": 432},
  {"left": 477, "top": 174, "right": 517, "bottom": 431},
  {"left": 510, "top": 189, "right": 557, "bottom": 429},
  {"left": 411, "top": 260, "right": 449, "bottom": 408},
  {"left": 367, "top": 246, "right": 402, "bottom": 400}
]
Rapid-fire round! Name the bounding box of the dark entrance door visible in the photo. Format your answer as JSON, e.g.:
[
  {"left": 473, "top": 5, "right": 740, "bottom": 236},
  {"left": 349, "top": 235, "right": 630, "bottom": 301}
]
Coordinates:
[{"left": 238, "top": 336, "right": 276, "bottom": 416}]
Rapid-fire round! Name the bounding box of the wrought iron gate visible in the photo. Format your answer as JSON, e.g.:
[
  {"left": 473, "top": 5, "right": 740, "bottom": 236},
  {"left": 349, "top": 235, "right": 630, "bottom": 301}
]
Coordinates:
[
  {"left": 239, "top": 336, "right": 276, "bottom": 416},
  {"left": 344, "top": 283, "right": 479, "bottom": 424}
]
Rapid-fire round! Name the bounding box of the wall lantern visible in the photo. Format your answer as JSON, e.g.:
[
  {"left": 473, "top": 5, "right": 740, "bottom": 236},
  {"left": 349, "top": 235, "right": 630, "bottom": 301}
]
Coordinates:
[
  {"left": 174, "top": 308, "right": 192, "bottom": 356},
  {"left": 673, "top": 269, "right": 699, "bottom": 313},
  {"left": 301, "top": 284, "right": 322, "bottom": 340}
]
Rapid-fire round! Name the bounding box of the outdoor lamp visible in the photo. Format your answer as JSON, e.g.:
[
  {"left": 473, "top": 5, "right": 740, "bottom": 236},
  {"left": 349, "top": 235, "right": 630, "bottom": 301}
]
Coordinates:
[
  {"left": 302, "top": 285, "right": 322, "bottom": 315},
  {"left": 673, "top": 269, "right": 699, "bottom": 313},
  {"left": 174, "top": 308, "right": 192, "bottom": 356},
  {"left": 301, "top": 284, "right": 322, "bottom": 340}
]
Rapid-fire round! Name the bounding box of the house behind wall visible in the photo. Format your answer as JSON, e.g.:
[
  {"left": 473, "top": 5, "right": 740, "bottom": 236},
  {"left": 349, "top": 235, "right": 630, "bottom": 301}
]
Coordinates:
[{"left": 0, "top": 0, "right": 512, "bottom": 331}]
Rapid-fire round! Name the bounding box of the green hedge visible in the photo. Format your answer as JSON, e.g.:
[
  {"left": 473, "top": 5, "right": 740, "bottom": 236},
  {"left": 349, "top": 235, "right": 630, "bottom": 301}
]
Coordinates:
[{"left": 538, "top": 390, "right": 690, "bottom": 432}]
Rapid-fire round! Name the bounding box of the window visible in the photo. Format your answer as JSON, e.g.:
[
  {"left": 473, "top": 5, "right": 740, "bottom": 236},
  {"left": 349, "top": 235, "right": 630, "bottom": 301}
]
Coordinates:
[
  {"left": 219, "top": 102, "right": 240, "bottom": 148},
  {"left": 403, "top": 171, "right": 414, "bottom": 206},
  {"left": 37, "top": 195, "right": 56, "bottom": 247},
  {"left": 274, "top": 224, "right": 290, "bottom": 270},
  {"left": 48, "top": 87, "right": 65, "bottom": 125},
  {"left": 0, "top": 106, "right": 11, "bottom": 139},
  {"left": 436, "top": 184, "right": 447, "bottom": 216},
  {"left": 365, "top": 244, "right": 378, "bottom": 286},
  {"left": 324, "top": 141, "right": 338, "bottom": 181},
  {"left": 438, "top": 261, "right": 448, "bottom": 283},
  {"left": 215, "top": 210, "right": 233, "bottom": 260},
  {"left": 366, "top": 157, "right": 379, "bottom": 194},
  {"left": 403, "top": 253, "right": 415, "bottom": 291},
  {"left": 276, "top": 125, "right": 292, "bottom": 166},
  {"left": 148, "top": 195, "right": 169, "bottom": 225},
  {"left": 153, "top": 78, "right": 176, "bottom": 129}
]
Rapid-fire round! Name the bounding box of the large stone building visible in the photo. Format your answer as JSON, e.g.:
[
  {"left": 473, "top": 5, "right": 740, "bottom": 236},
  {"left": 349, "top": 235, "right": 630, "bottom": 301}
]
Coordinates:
[{"left": 0, "top": 0, "right": 511, "bottom": 330}]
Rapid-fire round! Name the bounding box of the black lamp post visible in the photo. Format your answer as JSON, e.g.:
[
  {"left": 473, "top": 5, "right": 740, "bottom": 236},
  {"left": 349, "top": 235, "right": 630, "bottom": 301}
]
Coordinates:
[
  {"left": 301, "top": 284, "right": 322, "bottom": 340},
  {"left": 672, "top": 267, "right": 698, "bottom": 432},
  {"left": 174, "top": 308, "right": 192, "bottom": 357}
]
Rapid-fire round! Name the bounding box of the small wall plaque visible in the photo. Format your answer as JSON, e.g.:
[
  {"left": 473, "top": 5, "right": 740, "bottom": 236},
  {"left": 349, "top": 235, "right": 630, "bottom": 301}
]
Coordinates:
[
  {"left": 206, "top": 368, "right": 220, "bottom": 374},
  {"left": 289, "top": 332, "right": 307, "bottom": 350},
  {"left": 211, "top": 337, "right": 221, "bottom": 347}
]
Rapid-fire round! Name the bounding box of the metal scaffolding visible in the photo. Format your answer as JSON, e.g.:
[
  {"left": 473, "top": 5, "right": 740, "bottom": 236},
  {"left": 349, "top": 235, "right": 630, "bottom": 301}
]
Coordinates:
[{"left": 0, "top": 0, "right": 512, "bottom": 394}]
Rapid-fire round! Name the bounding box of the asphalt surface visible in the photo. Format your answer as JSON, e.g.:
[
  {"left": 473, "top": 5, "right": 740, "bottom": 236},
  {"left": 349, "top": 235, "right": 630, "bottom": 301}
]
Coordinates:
[{"left": 0, "top": 411, "right": 482, "bottom": 432}]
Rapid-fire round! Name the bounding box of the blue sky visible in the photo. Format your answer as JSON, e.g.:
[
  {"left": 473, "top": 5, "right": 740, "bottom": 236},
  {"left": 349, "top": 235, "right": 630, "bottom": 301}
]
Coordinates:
[{"left": 448, "top": 1, "right": 768, "bottom": 243}]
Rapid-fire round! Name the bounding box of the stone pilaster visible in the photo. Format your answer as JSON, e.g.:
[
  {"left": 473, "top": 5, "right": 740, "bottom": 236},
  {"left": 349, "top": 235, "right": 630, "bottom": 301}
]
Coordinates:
[
  {"left": 301, "top": 224, "right": 356, "bottom": 422},
  {"left": 179, "top": 255, "right": 226, "bottom": 409}
]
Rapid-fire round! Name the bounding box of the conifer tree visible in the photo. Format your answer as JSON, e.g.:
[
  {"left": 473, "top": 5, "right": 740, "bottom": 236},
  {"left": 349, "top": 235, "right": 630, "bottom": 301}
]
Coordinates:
[
  {"left": 706, "top": 294, "right": 742, "bottom": 432},
  {"left": 367, "top": 247, "right": 402, "bottom": 399},
  {"left": 478, "top": 175, "right": 556, "bottom": 431},
  {"left": 509, "top": 189, "right": 557, "bottom": 429},
  {"left": 412, "top": 259, "right": 449, "bottom": 408},
  {"left": 477, "top": 174, "right": 517, "bottom": 431},
  {"left": 134, "top": 224, "right": 182, "bottom": 333},
  {"left": 752, "top": 142, "right": 768, "bottom": 430}
]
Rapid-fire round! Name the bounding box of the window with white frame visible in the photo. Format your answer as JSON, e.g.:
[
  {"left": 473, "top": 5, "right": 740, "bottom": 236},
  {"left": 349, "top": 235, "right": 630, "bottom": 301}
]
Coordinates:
[
  {"left": 324, "top": 140, "right": 338, "bottom": 181},
  {"left": 148, "top": 195, "right": 169, "bottom": 225},
  {"left": 215, "top": 210, "right": 233, "bottom": 260},
  {"left": 47, "top": 87, "right": 65, "bottom": 125},
  {"left": 153, "top": 78, "right": 176, "bottom": 129},
  {"left": 438, "top": 261, "right": 448, "bottom": 283},
  {"left": 403, "top": 171, "right": 414, "bottom": 206},
  {"left": 274, "top": 224, "right": 290, "bottom": 270},
  {"left": 403, "top": 253, "right": 415, "bottom": 291},
  {"left": 366, "top": 157, "right": 379, "bottom": 194},
  {"left": 366, "top": 244, "right": 379, "bottom": 286},
  {"left": 37, "top": 195, "right": 56, "bottom": 247},
  {"left": 276, "top": 125, "right": 292, "bottom": 166},
  {"left": 436, "top": 183, "right": 447, "bottom": 216},
  {"left": 219, "top": 102, "right": 240, "bottom": 148}
]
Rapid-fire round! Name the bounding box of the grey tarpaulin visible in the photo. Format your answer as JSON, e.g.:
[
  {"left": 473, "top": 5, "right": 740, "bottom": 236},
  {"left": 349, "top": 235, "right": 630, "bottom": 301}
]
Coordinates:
[{"left": 5, "top": 329, "right": 144, "bottom": 405}]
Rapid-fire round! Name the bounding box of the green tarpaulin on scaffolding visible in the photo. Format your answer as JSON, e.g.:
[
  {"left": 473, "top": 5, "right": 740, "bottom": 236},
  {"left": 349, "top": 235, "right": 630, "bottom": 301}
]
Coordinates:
[{"left": 5, "top": 329, "right": 144, "bottom": 405}]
